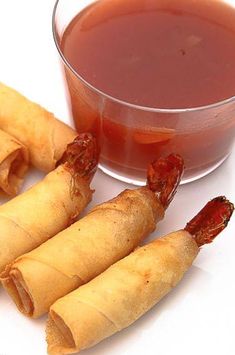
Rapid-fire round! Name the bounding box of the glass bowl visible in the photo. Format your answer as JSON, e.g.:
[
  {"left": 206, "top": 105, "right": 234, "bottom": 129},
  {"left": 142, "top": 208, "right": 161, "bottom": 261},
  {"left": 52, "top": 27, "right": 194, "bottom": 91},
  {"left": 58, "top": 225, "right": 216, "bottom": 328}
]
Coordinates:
[{"left": 52, "top": 0, "right": 235, "bottom": 185}]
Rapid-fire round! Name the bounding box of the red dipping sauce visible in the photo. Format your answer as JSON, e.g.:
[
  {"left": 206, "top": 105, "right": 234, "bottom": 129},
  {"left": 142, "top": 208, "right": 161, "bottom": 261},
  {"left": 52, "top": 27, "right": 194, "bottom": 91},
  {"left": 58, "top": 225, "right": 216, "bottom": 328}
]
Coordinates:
[{"left": 55, "top": 0, "right": 235, "bottom": 183}]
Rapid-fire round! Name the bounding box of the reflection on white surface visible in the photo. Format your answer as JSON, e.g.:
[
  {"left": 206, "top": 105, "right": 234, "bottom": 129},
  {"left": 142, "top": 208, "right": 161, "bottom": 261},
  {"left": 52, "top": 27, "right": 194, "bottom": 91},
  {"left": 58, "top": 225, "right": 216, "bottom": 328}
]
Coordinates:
[{"left": 224, "top": 0, "right": 235, "bottom": 6}]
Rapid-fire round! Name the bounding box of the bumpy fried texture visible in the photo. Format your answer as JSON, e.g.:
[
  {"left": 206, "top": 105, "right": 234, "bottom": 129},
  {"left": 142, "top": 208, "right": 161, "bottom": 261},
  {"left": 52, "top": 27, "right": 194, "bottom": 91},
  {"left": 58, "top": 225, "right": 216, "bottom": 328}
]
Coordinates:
[
  {"left": 0, "top": 82, "right": 76, "bottom": 172},
  {"left": 0, "top": 164, "right": 93, "bottom": 274},
  {"left": 1, "top": 187, "right": 164, "bottom": 318},
  {"left": 0, "top": 129, "right": 29, "bottom": 195},
  {"left": 46, "top": 230, "right": 198, "bottom": 354}
]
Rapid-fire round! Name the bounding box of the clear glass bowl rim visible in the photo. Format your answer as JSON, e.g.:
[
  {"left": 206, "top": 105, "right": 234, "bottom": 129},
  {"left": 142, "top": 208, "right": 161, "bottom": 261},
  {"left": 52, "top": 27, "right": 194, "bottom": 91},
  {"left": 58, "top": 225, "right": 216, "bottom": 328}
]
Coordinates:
[{"left": 52, "top": 0, "right": 235, "bottom": 114}]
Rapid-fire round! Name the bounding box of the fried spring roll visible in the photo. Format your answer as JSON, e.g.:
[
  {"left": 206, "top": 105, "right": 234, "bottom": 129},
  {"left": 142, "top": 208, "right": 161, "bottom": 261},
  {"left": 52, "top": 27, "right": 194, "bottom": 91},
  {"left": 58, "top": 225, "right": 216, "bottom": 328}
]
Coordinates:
[
  {"left": 1, "top": 155, "right": 184, "bottom": 318},
  {"left": 0, "top": 129, "right": 29, "bottom": 195},
  {"left": 0, "top": 82, "right": 77, "bottom": 172},
  {"left": 46, "top": 197, "right": 234, "bottom": 355},
  {"left": 0, "top": 133, "right": 98, "bottom": 273}
]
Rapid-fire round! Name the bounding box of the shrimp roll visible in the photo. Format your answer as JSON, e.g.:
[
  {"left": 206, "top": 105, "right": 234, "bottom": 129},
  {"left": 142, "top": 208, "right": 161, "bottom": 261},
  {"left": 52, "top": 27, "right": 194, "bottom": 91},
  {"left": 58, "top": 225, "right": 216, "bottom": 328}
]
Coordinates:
[
  {"left": 0, "top": 133, "right": 98, "bottom": 273},
  {"left": 1, "top": 155, "right": 184, "bottom": 318},
  {"left": 0, "top": 129, "right": 29, "bottom": 195},
  {"left": 0, "top": 82, "right": 77, "bottom": 172},
  {"left": 46, "top": 197, "right": 234, "bottom": 355}
]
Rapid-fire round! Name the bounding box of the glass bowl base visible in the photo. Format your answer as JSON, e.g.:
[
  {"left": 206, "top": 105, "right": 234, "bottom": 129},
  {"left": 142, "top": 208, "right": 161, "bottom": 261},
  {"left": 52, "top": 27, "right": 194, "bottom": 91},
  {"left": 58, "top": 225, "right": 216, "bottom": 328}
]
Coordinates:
[{"left": 99, "top": 155, "right": 229, "bottom": 186}]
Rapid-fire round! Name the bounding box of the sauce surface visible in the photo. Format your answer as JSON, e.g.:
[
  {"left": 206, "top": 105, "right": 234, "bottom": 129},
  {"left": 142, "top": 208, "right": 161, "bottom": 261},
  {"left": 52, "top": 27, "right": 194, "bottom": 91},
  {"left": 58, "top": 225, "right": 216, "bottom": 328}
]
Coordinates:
[{"left": 61, "top": 0, "right": 235, "bottom": 109}]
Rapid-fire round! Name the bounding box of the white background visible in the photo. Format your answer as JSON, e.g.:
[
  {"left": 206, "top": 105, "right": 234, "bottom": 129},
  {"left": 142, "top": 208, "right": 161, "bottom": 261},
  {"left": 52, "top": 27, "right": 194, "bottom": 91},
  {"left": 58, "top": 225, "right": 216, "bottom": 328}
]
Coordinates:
[{"left": 0, "top": 1, "right": 235, "bottom": 355}]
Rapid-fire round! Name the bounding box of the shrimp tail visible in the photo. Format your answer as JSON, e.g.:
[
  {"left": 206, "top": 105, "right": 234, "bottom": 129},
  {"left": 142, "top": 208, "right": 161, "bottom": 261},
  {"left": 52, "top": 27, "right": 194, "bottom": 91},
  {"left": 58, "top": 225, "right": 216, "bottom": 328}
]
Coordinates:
[
  {"left": 147, "top": 154, "right": 184, "bottom": 209},
  {"left": 185, "top": 196, "right": 234, "bottom": 247},
  {"left": 57, "top": 133, "right": 99, "bottom": 180}
]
